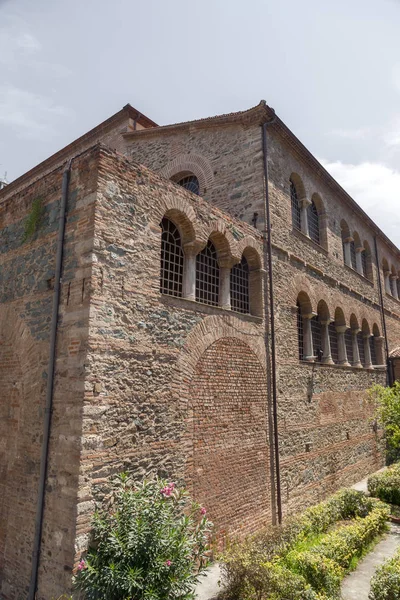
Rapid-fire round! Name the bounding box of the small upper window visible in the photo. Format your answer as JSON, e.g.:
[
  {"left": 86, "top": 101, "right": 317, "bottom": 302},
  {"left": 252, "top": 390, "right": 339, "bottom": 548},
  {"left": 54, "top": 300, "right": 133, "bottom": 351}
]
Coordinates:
[
  {"left": 176, "top": 174, "right": 200, "bottom": 196},
  {"left": 290, "top": 180, "right": 301, "bottom": 231}
]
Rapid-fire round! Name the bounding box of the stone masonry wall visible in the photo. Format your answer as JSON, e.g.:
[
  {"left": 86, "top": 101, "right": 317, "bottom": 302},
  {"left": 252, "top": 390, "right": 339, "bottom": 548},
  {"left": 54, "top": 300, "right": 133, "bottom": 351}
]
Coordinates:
[
  {"left": 0, "top": 150, "right": 98, "bottom": 600},
  {"left": 74, "top": 147, "right": 270, "bottom": 564},
  {"left": 124, "top": 119, "right": 394, "bottom": 517}
]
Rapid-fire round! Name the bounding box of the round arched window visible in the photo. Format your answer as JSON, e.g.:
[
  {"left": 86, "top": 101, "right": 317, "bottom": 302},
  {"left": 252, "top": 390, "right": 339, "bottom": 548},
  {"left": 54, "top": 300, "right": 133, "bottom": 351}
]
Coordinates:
[{"left": 175, "top": 174, "right": 200, "bottom": 195}]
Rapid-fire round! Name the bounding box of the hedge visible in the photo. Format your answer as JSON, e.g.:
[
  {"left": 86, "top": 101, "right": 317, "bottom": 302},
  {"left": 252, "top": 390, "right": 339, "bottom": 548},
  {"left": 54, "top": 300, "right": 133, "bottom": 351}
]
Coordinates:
[
  {"left": 368, "top": 463, "right": 400, "bottom": 506},
  {"left": 221, "top": 490, "right": 389, "bottom": 600},
  {"left": 369, "top": 547, "right": 400, "bottom": 600}
]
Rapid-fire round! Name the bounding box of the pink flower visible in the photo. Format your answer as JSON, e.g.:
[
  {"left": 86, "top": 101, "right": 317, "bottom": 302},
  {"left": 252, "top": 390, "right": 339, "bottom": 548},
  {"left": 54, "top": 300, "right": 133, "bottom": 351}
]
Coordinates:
[
  {"left": 77, "top": 559, "right": 86, "bottom": 571},
  {"left": 160, "top": 482, "right": 175, "bottom": 497},
  {"left": 165, "top": 560, "right": 172, "bottom": 566},
  {"left": 200, "top": 507, "right": 207, "bottom": 515}
]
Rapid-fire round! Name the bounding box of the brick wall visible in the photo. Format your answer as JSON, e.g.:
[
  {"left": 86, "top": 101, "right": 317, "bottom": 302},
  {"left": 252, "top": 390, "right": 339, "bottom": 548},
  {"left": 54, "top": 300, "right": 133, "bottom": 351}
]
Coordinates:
[{"left": 0, "top": 150, "right": 98, "bottom": 599}]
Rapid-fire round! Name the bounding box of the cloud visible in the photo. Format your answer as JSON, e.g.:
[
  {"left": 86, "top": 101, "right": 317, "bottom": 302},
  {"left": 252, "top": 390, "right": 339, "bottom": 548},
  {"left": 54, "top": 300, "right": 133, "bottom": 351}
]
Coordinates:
[
  {"left": 329, "top": 128, "right": 370, "bottom": 140},
  {"left": 0, "top": 84, "right": 72, "bottom": 140},
  {"left": 383, "top": 117, "right": 400, "bottom": 148},
  {"left": 320, "top": 158, "right": 400, "bottom": 247}
]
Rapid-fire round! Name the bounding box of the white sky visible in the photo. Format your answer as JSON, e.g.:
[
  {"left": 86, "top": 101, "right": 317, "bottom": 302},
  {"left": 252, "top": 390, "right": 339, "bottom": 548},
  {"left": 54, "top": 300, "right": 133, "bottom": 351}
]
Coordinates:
[{"left": 1, "top": 0, "right": 400, "bottom": 245}]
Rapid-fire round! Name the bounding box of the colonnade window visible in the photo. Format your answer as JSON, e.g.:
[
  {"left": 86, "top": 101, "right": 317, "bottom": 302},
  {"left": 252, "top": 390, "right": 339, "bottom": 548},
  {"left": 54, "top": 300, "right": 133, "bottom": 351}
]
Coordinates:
[
  {"left": 159, "top": 215, "right": 261, "bottom": 316},
  {"left": 382, "top": 259, "right": 400, "bottom": 299},
  {"left": 328, "top": 322, "right": 339, "bottom": 363},
  {"left": 289, "top": 175, "right": 326, "bottom": 249},
  {"left": 350, "top": 240, "right": 357, "bottom": 270},
  {"left": 297, "top": 302, "right": 304, "bottom": 360},
  {"left": 196, "top": 240, "right": 219, "bottom": 306},
  {"left": 340, "top": 221, "right": 373, "bottom": 283},
  {"left": 344, "top": 329, "right": 354, "bottom": 364},
  {"left": 230, "top": 256, "right": 250, "bottom": 314},
  {"left": 160, "top": 217, "right": 184, "bottom": 297},
  {"left": 290, "top": 180, "right": 301, "bottom": 231},
  {"left": 307, "top": 200, "right": 320, "bottom": 245},
  {"left": 361, "top": 250, "right": 367, "bottom": 278},
  {"left": 296, "top": 292, "right": 384, "bottom": 369},
  {"left": 357, "top": 332, "right": 366, "bottom": 367}
]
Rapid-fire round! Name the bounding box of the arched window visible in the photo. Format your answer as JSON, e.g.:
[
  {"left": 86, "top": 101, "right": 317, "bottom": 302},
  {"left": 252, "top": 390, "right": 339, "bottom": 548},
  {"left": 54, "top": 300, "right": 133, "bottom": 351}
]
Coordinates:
[
  {"left": 297, "top": 302, "right": 304, "bottom": 360},
  {"left": 310, "top": 315, "right": 322, "bottom": 361},
  {"left": 344, "top": 328, "right": 354, "bottom": 364},
  {"left": 196, "top": 240, "right": 219, "bottom": 306},
  {"left": 290, "top": 180, "right": 301, "bottom": 231},
  {"left": 230, "top": 255, "right": 249, "bottom": 314},
  {"left": 369, "top": 336, "right": 378, "bottom": 366},
  {"left": 350, "top": 240, "right": 357, "bottom": 270},
  {"left": 357, "top": 331, "right": 366, "bottom": 367},
  {"left": 175, "top": 174, "right": 200, "bottom": 195},
  {"left": 160, "top": 217, "right": 183, "bottom": 297},
  {"left": 328, "top": 322, "right": 339, "bottom": 363},
  {"left": 307, "top": 200, "right": 320, "bottom": 244}
]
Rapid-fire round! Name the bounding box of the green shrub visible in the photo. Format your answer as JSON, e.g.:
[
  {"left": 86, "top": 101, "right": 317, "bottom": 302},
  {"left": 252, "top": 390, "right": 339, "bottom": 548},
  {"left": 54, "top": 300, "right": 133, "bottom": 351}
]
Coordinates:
[
  {"left": 73, "top": 474, "right": 212, "bottom": 600},
  {"left": 368, "top": 383, "right": 400, "bottom": 463},
  {"left": 284, "top": 550, "right": 343, "bottom": 596},
  {"left": 369, "top": 547, "right": 400, "bottom": 600},
  {"left": 221, "top": 491, "right": 388, "bottom": 600},
  {"left": 368, "top": 464, "right": 400, "bottom": 506}
]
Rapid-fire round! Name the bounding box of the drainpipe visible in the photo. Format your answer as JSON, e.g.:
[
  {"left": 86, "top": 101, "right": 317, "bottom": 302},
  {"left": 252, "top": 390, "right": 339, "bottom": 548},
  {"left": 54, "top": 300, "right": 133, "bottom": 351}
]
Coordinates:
[
  {"left": 262, "top": 113, "right": 282, "bottom": 524},
  {"left": 374, "top": 236, "right": 391, "bottom": 385},
  {"left": 28, "top": 159, "right": 72, "bottom": 600}
]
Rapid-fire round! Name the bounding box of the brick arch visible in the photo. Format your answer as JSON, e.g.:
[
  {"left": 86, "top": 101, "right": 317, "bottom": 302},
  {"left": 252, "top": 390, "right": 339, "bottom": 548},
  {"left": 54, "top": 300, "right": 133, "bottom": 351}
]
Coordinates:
[
  {"left": 290, "top": 275, "right": 318, "bottom": 313},
  {"left": 0, "top": 306, "right": 43, "bottom": 590},
  {"left": 179, "top": 321, "right": 270, "bottom": 537},
  {"left": 195, "top": 219, "right": 241, "bottom": 264},
  {"left": 159, "top": 153, "right": 214, "bottom": 196},
  {"left": 237, "top": 235, "right": 262, "bottom": 270},
  {"left": 178, "top": 315, "right": 266, "bottom": 379}
]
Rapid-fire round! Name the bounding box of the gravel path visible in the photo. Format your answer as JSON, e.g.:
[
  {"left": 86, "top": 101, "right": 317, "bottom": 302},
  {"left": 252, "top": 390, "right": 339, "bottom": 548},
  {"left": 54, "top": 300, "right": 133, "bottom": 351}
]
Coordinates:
[{"left": 341, "top": 523, "right": 400, "bottom": 600}]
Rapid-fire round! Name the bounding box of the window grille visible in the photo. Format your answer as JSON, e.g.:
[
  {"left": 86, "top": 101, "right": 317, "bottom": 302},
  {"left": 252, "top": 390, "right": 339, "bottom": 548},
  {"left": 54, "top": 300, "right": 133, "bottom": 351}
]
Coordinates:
[
  {"left": 345, "top": 329, "right": 354, "bottom": 364},
  {"left": 160, "top": 217, "right": 183, "bottom": 297},
  {"left": 350, "top": 241, "right": 357, "bottom": 270},
  {"left": 328, "top": 322, "right": 339, "bottom": 363},
  {"left": 176, "top": 175, "right": 200, "bottom": 195},
  {"left": 357, "top": 332, "right": 366, "bottom": 367},
  {"left": 196, "top": 240, "right": 219, "bottom": 306},
  {"left": 361, "top": 250, "right": 367, "bottom": 277},
  {"left": 307, "top": 201, "right": 320, "bottom": 244},
  {"left": 311, "top": 316, "right": 321, "bottom": 361},
  {"left": 297, "top": 303, "right": 304, "bottom": 360},
  {"left": 230, "top": 256, "right": 250, "bottom": 314},
  {"left": 290, "top": 181, "right": 301, "bottom": 231},
  {"left": 370, "top": 336, "right": 378, "bottom": 365}
]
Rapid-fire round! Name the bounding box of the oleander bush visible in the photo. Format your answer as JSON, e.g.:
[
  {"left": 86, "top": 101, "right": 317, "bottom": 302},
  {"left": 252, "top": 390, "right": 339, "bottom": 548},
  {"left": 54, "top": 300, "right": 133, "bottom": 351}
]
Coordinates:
[
  {"left": 221, "top": 490, "right": 389, "bottom": 600},
  {"left": 73, "top": 474, "right": 213, "bottom": 600},
  {"left": 369, "top": 547, "right": 400, "bottom": 600},
  {"left": 368, "top": 463, "right": 400, "bottom": 506}
]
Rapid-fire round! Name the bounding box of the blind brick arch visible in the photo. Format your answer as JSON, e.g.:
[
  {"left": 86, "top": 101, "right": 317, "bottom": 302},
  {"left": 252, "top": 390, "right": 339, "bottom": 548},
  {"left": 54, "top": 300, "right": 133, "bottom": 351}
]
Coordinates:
[{"left": 189, "top": 337, "right": 270, "bottom": 536}]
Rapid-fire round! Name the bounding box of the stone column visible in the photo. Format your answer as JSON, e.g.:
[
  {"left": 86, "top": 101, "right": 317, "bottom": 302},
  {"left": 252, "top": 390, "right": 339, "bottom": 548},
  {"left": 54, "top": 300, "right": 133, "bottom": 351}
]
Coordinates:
[
  {"left": 356, "top": 247, "right": 364, "bottom": 275},
  {"left": 219, "top": 266, "right": 231, "bottom": 310},
  {"left": 300, "top": 197, "right": 311, "bottom": 237},
  {"left": 337, "top": 325, "right": 350, "bottom": 366},
  {"left": 183, "top": 245, "right": 197, "bottom": 301},
  {"left": 343, "top": 237, "right": 353, "bottom": 268},
  {"left": 351, "top": 328, "right": 362, "bottom": 368},
  {"left": 391, "top": 275, "right": 399, "bottom": 300},
  {"left": 302, "top": 313, "right": 315, "bottom": 362},
  {"left": 320, "top": 319, "right": 334, "bottom": 364},
  {"left": 363, "top": 334, "right": 374, "bottom": 370},
  {"left": 374, "top": 336, "right": 385, "bottom": 366},
  {"left": 384, "top": 270, "right": 391, "bottom": 295}
]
